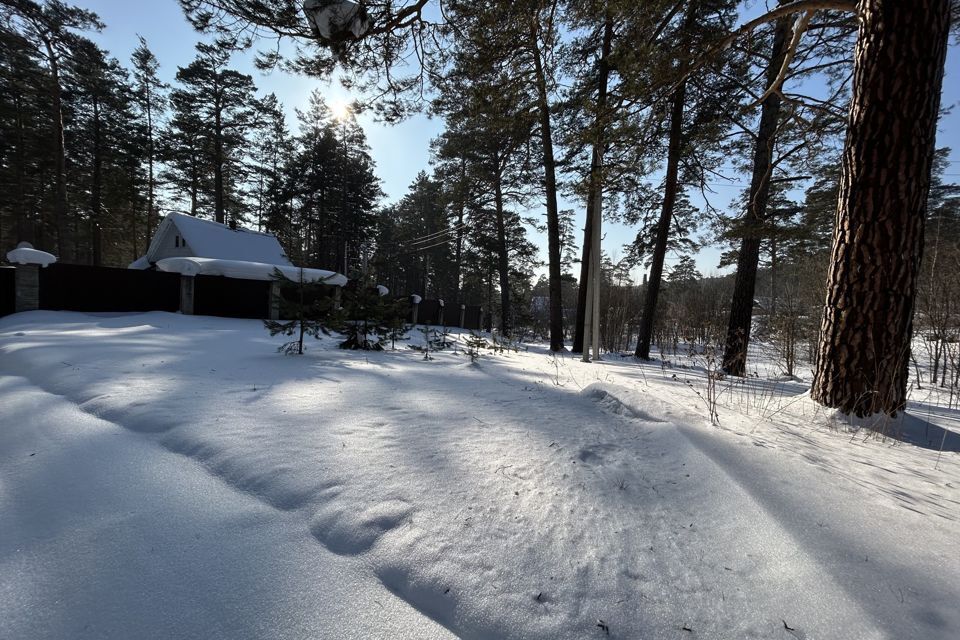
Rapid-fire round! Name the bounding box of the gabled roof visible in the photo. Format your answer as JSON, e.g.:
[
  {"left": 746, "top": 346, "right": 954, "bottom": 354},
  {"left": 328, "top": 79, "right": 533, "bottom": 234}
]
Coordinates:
[{"left": 133, "top": 213, "right": 292, "bottom": 268}]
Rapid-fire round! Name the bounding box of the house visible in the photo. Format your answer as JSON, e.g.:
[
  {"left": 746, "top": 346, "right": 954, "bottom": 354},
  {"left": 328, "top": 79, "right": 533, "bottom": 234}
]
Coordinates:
[
  {"left": 130, "top": 213, "right": 347, "bottom": 287},
  {"left": 129, "top": 212, "right": 292, "bottom": 269}
]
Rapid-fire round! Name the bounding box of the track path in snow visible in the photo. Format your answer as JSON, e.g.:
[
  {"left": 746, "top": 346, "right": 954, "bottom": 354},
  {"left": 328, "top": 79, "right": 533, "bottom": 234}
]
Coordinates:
[
  {"left": 2, "top": 312, "right": 958, "bottom": 639},
  {"left": 0, "top": 375, "right": 454, "bottom": 640}
]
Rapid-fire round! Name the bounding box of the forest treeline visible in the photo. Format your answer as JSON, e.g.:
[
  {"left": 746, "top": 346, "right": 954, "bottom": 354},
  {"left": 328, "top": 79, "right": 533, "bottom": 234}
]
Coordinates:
[{"left": 2, "top": 0, "right": 960, "bottom": 416}]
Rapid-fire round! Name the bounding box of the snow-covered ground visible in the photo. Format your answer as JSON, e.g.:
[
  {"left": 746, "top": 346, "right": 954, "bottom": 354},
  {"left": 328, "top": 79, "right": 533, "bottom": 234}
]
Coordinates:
[{"left": 1, "top": 311, "right": 958, "bottom": 639}]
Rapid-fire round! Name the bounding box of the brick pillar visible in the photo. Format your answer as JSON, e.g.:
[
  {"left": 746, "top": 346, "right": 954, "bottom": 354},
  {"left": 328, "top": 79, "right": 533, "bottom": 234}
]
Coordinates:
[
  {"left": 180, "top": 275, "right": 195, "bottom": 315},
  {"left": 14, "top": 265, "right": 40, "bottom": 312}
]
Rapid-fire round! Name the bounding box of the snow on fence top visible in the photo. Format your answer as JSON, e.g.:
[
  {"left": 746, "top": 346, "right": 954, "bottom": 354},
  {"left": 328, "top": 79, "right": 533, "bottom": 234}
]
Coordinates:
[
  {"left": 156, "top": 257, "right": 348, "bottom": 287},
  {"left": 6, "top": 246, "right": 57, "bottom": 267}
]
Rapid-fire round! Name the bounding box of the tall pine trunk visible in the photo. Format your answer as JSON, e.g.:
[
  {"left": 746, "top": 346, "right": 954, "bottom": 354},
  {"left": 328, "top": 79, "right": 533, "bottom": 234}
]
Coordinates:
[
  {"left": 721, "top": 14, "right": 791, "bottom": 376},
  {"left": 146, "top": 89, "right": 156, "bottom": 239},
  {"left": 573, "top": 15, "right": 614, "bottom": 354},
  {"left": 494, "top": 160, "right": 511, "bottom": 337},
  {"left": 43, "top": 38, "right": 69, "bottom": 261},
  {"left": 214, "top": 98, "right": 225, "bottom": 224},
  {"left": 530, "top": 30, "right": 564, "bottom": 351},
  {"left": 91, "top": 95, "right": 103, "bottom": 266},
  {"left": 13, "top": 93, "right": 30, "bottom": 245},
  {"left": 635, "top": 81, "right": 686, "bottom": 359},
  {"left": 811, "top": 0, "right": 949, "bottom": 417}
]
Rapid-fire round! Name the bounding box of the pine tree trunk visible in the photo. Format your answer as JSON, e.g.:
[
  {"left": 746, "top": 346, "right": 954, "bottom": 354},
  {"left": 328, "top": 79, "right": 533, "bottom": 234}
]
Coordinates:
[
  {"left": 530, "top": 31, "right": 564, "bottom": 351},
  {"left": 453, "top": 160, "right": 466, "bottom": 302},
  {"left": 91, "top": 95, "right": 103, "bottom": 266},
  {"left": 635, "top": 81, "right": 685, "bottom": 359},
  {"left": 573, "top": 15, "right": 614, "bottom": 354},
  {"left": 13, "top": 93, "right": 30, "bottom": 245},
  {"left": 43, "top": 38, "right": 69, "bottom": 260},
  {"left": 494, "top": 163, "right": 511, "bottom": 337},
  {"left": 146, "top": 90, "right": 155, "bottom": 239},
  {"left": 811, "top": 0, "right": 950, "bottom": 417},
  {"left": 214, "top": 100, "right": 225, "bottom": 224},
  {"left": 722, "top": 14, "right": 791, "bottom": 376}
]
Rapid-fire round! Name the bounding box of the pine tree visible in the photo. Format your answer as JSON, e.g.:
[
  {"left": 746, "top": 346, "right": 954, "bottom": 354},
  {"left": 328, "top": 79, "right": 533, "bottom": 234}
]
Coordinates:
[
  {"left": 1, "top": 0, "right": 104, "bottom": 260},
  {"left": 166, "top": 43, "right": 259, "bottom": 224},
  {"left": 130, "top": 36, "right": 166, "bottom": 242},
  {"left": 811, "top": 0, "right": 951, "bottom": 417}
]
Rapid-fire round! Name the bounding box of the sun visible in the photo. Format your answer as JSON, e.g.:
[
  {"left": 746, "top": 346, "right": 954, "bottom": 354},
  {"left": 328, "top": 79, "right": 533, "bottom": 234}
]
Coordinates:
[{"left": 330, "top": 98, "right": 351, "bottom": 121}]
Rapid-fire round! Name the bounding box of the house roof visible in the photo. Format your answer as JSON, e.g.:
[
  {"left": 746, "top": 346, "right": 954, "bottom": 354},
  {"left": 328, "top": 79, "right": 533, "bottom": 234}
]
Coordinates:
[{"left": 132, "top": 213, "right": 292, "bottom": 268}]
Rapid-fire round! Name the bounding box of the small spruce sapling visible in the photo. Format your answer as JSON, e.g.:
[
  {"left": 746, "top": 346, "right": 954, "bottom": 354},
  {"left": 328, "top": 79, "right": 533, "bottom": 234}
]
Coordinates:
[
  {"left": 263, "top": 267, "right": 340, "bottom": 355},
  {"left": 338, "top": 280, "right": 403, "bottom": 351},
  {"left": 465, "top": 331, "right": 489, "bottom": 364}
]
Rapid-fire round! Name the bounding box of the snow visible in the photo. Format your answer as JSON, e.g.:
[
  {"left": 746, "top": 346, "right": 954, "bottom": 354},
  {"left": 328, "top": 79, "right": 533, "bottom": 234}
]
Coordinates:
[
  {"left": 155, "top": 257, "right": 348, "bottom": 287},
  {"left": 5, "top": 247, "right": 56, "bottom": 267},
  {"left": 377, "top": 284, "right": 389, "bottom": 296},
  {"left": 128, "top": 255, "right": 151, "bottom": 269},
  {"left": 1, "top": 312, "right": 958, "bottom": 639}
]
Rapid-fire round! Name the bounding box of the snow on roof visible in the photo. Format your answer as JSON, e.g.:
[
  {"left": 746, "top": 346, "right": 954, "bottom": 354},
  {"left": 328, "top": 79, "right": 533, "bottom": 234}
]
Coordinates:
[
  {"left": 136, "top": 213, "right": 293, "bottom": 268},
  {"left": 6, "top": 246, "right": 57, "bottom": 267},
  {"left": 156, "top": 257, "right": 348, "bottom": 287}
]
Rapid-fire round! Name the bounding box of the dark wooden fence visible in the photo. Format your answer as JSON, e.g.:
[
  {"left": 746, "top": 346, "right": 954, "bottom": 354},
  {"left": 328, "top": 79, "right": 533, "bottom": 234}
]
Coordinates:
[
  {"left": 3, "top": 262, "right": 484, "bottom": 328},
  {"left": 409, "top": 298, "right": 483, "bottom": 330},
  {"left": 194, "top": 274, "right": 270, "bottom": 319},
  {"left": 0, "top": 267, "right": 14, "bottom": 317},
  {"left": 38, "top": 263, "right": 180, "bottom": 313}
]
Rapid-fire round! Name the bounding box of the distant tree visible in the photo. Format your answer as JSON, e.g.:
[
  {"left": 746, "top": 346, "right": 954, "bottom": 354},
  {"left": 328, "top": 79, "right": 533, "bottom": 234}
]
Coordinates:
[
  {"left": 0, "top": 0, "right": 104, "bottom": 259},
  {"left": 130, "top": 36, "right": 166, "bottom": 241},
  {"left": 166, "top": 43, "right": 259, "bottom": 224},
  {"left": 289, "top": 90, "right": 382, "bottom": 274}
]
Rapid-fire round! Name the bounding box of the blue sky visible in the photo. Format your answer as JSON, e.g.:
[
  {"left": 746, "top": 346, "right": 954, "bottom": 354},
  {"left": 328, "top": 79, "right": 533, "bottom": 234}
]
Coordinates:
[{"left": 82, "top": 0, "right": 960, "bottom": 280}]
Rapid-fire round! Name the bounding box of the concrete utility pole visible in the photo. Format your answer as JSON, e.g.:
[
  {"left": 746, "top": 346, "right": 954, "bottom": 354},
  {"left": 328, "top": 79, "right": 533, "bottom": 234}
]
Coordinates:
[{"left": 582, "top": 149, "right": 603, "bottom": 363}]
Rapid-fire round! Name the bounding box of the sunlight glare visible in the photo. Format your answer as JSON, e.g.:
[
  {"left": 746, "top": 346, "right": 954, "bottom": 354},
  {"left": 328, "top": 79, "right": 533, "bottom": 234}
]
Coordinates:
[{"left": 330, "top": 98, "right": 351, "bottom": 121}]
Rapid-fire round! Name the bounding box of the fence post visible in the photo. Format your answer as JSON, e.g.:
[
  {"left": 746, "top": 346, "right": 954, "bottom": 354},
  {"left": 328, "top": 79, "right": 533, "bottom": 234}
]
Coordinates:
[
  {"left": 410, "top": 294, "right": 421, "bottom": 325},
  {"left": 179, "top": 275, "right": 195, "bottom": 315},
  {"left": 459, "top": 304, "right": 466, "bottom": 328},
  {"left": 268, "top": 281, "right": 280, "bottom": 320},
  {"left": 14, "top": 264, "right": 40, "bottom": 312}
]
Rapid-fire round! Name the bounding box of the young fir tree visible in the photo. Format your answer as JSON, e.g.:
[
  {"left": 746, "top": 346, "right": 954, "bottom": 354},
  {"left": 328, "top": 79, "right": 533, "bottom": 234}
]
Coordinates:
[{"left": 263, "top": 268, "right": 341, "bottom": 355}]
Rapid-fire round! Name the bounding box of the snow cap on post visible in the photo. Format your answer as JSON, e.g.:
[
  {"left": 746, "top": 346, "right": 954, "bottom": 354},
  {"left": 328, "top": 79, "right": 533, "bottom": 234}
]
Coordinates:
[
  {"left": 410, "top": 294, "right": 422, "bottom": 304},
  {"left": 302, "top": 0, "right": 371, "bottom": 41},
  {"left": 376, "top": 284, "right": 389, "bottom": 296},
  {"left": 6, "top": 242, "right": 57, "bottom": 267}
]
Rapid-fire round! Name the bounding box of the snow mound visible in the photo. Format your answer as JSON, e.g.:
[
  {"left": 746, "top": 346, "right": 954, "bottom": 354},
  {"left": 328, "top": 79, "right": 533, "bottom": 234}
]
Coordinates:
[
  {"left": 310, "top": 498, "right": 414, "bottom": 555},
  {"left": 6, "top": 246, "right": 56, "bottom": 266}
]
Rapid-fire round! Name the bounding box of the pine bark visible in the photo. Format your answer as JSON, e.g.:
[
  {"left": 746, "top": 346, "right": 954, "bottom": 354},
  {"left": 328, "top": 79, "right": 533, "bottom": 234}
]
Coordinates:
[
  {"left": 43, "top": 37, "right": 70, "bottom": 260},
  {"left": 811, "top": 0, "right": 950, "bottom": 416},
  {"left": 91, "top": 94, "right": 103, "bottom": 266},
  {"left": 530, "top": 29, "right": 564, "bottom": 351},
  {"left": 494, "top": 162, "right": 511, "bottom": 337},
  {"left": 635, "top": 81, "right": 686, "bottom": 359},
  {"left": 722, "top": 15, "right": 791, "bottom": 376},
  {"left": 214, "top": 92, "right": 225, "bottom": 224}
]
